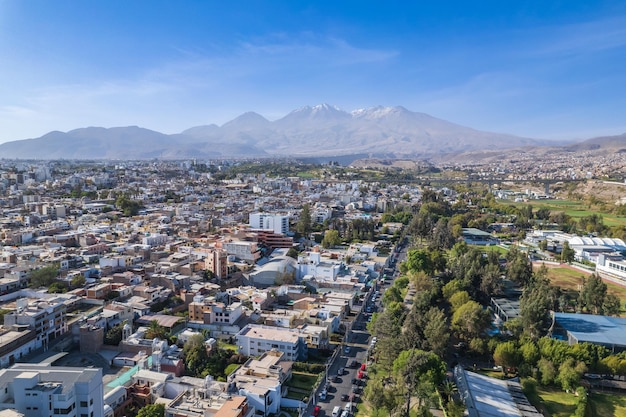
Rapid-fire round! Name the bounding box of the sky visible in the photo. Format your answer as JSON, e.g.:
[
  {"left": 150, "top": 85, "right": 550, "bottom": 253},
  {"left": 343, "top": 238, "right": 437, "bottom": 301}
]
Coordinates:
[{"left": 1, "top": 0, "right": 626, "bottom": 144}]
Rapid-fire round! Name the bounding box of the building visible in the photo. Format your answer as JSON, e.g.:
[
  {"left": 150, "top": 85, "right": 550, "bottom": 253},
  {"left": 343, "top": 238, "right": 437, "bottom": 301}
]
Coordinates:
[
  {"left": 3, "top": 298, "right": 67, "bottom": 351},
  {"left": 249, "top": 213, "right": 289, "bottom": 235},
  {"left": 0, "top": 363, "right": 104, "bottom": 417},
  {"left": 462, "top": 228, "right": 499, "bottom": 246},
  {"left": 236, "top": 324, "right": 307, "bottom": 361},
  {"left": 188, "top": 296, "right": 243, "bottom": 325},
  {"left": 229, "top": 350, "right": 291, "bottom": 417},
  {"left": 204, "top": 248, "right": 229, "bottom": 279},
  {"left": 454, "top": 365, "right": 541, "bottom": 417},
  {"left": 596, "top": 254, "right": 626, "bottom": 283},
  {"left": 553, "top": 312, "right": 626, "bottom": 352}
]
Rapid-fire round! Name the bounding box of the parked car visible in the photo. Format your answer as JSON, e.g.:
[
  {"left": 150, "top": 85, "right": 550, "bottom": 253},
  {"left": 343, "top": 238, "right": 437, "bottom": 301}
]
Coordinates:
[
  {"left": 338, "top": 367, "right": 344, "bottom": 376},
  {"left": 313, "top": 406, "right": 321, "bottom": 417},
  {"left": 344, "top": 346, "right": 351, "bottom": 354},
  {"left": 319, "top": 390, "right": 327, "bottom": 401},
  {"left": 349, "top": 360, "right": 358, "bottom": 368},
  {"left": 340, "top": 394, "right": 349, "bottom": 402}
]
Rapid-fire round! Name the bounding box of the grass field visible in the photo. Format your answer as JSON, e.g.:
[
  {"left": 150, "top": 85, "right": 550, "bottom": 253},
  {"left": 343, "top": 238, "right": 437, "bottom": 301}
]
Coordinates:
[
  {"left": 588, "top": 392, "right": 626, "bottom": 416},
  {"left": 527, "top": 386, "right": 578, "bottom": 417},
  {"left": 540, "top": 266, "right": 626, "bottom": 312},
  {"left": 515, "top": 199, "right": 626, "bottom": 227}
]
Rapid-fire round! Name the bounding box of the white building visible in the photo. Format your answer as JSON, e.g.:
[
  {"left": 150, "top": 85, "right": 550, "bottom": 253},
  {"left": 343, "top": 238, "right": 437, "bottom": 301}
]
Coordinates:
[
  {"left": 0, "top": 363, "right": 104, "bottom": 417},
  {"left": 596, "top": 254, "right": 626, "bottom": 282},
  {"left": 236, "top": 324, "right": 307, "bottom": 361},
  {"left": 249, "top": 213, "right": 289, "bottom": 235}
]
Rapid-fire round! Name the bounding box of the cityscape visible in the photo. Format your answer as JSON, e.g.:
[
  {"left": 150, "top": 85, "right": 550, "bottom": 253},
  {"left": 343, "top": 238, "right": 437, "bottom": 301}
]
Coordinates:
[{"left": 2, "top": 1, "right": 626, "bottom": 417}]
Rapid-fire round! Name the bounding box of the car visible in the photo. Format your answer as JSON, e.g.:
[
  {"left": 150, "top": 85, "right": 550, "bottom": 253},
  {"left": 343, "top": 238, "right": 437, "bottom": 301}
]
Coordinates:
[
  {"left": 340, "top": 410, "right": 349, "bottom": 417},
  {"left": 349, "top": 360, "right": 358, "bottom": 368},
  {"left": 351, "top": 385, "right": 361, "bottom": 394},
  {"left": 313, "top": 406, "right": 321, "bottom": 417},
  {"left": 337, "top": 367, "right": 344, "bottom": 376},
  {"left": 344, "top": 346, "right": 351, "bottom": 354},
  {"left": 351, "top": 378, "right": 357, "bottom": 385},
  {"left": 330, "top": 375, "right": 339, "bottom": 383},
  {"left": 319, "top": 390, "right": 327, "bottom": 401},
  {"left": 340, "top": 394, "right": 349, "bottom": 402},
  {"left": 360, "top": 363, "right": 367, "bottom": 371}
]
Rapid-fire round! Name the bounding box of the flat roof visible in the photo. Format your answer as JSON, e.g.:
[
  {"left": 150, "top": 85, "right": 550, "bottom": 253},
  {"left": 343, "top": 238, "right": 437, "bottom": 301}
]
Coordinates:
[{"left": 554, "top": 312, "right": 626, "bottom": 347}]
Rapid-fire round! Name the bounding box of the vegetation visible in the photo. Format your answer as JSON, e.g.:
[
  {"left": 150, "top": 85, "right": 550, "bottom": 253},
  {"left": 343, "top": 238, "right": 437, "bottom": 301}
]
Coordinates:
[{"left": 28, "top": 265, "right": 59, "bottom": 288}]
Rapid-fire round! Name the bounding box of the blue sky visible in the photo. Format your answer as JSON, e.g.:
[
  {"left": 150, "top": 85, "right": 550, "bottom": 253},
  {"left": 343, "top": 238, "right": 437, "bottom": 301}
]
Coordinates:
[{"left": 1, "top": 0, "right": 626, "bottom": 143}]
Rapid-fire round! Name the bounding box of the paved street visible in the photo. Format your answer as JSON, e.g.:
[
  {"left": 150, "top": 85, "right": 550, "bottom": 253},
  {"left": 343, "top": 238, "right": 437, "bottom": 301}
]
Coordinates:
[{"left": 308, "top": 238, "right": 408, "bottom": 417}]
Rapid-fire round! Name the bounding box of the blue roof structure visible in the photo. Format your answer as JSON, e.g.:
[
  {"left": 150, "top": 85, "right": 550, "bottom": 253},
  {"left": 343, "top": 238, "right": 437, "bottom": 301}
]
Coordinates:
[{"left": 553, "top": 312, "right": 626, "bottom": 349}]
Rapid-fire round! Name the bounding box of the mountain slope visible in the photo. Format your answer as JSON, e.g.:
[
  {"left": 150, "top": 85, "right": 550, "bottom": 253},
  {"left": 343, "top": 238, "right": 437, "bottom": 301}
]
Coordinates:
[{"left": 0, "top": 105, "right": 546, "bottom": 159}]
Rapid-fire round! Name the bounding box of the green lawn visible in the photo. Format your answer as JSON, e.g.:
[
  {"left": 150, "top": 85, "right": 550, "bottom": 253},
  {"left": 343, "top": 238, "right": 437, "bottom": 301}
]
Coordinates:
[
  {"left": 588, "top": 392, "right": 626, "bottom": 416},
  {"left": 518, "top": 199, "right": 626, "bottom": 227},
  {"left": 286, "top": 372, "right": 319, "bottom": 391},
  {"left": 527, "top": 386, "right": 578, "bottom": 417},
  {"left": 541, "top": 266, "right": 626, "bottom": 314}
]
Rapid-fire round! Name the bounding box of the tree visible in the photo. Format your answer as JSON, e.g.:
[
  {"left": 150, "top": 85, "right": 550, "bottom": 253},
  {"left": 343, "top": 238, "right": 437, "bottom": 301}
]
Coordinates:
[
  {"left": 405, "top": 249, "right": 434, "bottom": 275},
  {"left": 538, "top": 358, "right": 557, "bottom": 385},
  {"left": 115, "top": 194, "right": 143, "bottom": 216},
  {"left": 296, "top": 203, "right": 312, "bottom": 237},
  {"left": 451, "top": 301, "right": 491, "bottom": 340},
  {"left": 145, "top": 320, "right": 168, "bottom": 340},
  {"left": 29, "top": 265, "right": 59, "bottom": 288},
  {"left": 449, "top": 291, "right": 471, "bottom": 313},
  {"left": 557, "top": 358, "right": 586, "bottom": 392},
  {"left": 423, "top": 308, "right": 449, "bottom": 358},
  {"left": 520, "top": 277, "right": 554, "bottom": 339},
  {"left": 493, "top": 341, "right": 520, "bottom": 372},
  {"left": 71, "top": 274, "right": 86, "bottom": 288},
  {"left": 321, "top": 229, "right": 341, "bottom": 249},
  {"left": 580, "top": 274, "right": 608, "bottom": 315},
  {"left": 393, "top": 349, "right": 446, "bottom": 415},
  {"left": 364, "top": 378, "right": 385, "bottom": 416},
  {"left": 137, "top": 403, "right": 165, "bottom": 417},
  {"left": 506, "top": 246, "right": 533, "bottom": 285},
  {"left": 561, "top": 241, "right": 575, "bottom": 264},
  {"left": 183, "top": 334, "right": 210, "bottom": 377},
  {"left": 104, "top": 322, "right": 124, "bottom": 345}
]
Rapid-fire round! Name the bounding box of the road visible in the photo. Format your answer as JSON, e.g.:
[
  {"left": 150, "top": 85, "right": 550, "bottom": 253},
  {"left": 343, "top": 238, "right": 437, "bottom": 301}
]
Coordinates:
[{"left": 308, "top": 237, "right": 408, "bottom": 417}]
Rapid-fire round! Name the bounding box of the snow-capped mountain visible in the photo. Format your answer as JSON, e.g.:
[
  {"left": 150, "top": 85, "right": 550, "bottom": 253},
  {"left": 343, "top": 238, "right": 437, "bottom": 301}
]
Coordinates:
[{"left": 0, "top": 105, "right": 544, "bottom": 159}]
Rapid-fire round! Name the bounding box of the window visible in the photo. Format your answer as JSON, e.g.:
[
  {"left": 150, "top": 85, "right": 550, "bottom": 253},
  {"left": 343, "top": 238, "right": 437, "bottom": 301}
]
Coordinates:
[{"left": 80, "top": 401, "right": 88, "bottom": 407}]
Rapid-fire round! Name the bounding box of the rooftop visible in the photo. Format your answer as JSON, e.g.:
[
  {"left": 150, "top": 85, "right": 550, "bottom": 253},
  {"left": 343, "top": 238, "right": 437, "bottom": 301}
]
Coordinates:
[{"left": 554, "top": 312, "right": 626, "bottom": 347}]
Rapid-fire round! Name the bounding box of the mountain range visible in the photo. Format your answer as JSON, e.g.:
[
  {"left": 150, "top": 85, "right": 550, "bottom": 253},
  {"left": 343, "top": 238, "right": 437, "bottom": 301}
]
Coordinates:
[{"left": 0, "top": 104, "right": 622, "bottom": 160}]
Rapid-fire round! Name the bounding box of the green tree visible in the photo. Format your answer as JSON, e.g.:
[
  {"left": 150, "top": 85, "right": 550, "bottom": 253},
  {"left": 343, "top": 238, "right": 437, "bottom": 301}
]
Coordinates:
[
  {"left": 183, "top": 334, "right": 210, "bottom": 377},
  {"left": 296, "top": 203, "right": 312, "bottom": 237},
  {"left": 493, "top": 341, "right": 520, "bottom": 372},
  {"left": 136, "top": 403, "right": 165, "bottom": 417},
  {"left": 29, "top": 265, "right": 59, "bottom": 288},
  {"left": 537, "top": 358, "right": 557, "bottom": 385},
  {"left": 580, "top": 274, "right": 608, "bottom": 315},
  {"left": 104, "top": 322, "right": 125, "bottom": 346},
  {"left": 71, "top": 274, "right": 86, "bottom": 288},
  {"left": 423, "top": 307, "right": 449, "bottom": 358},
  {"left": 449, "top": 291, "right": 471, "bottom": 312},
  {"left": 405, "top": 249, "right": 434, "bottom": 275},
  {"left": 557, "top": 358, "right": 586, "bottom": 392},
  {"left": 561, "top": 241, "right": 575, "bottom": 264},
  {"left": 364, "top": 378, "right": 385, "bottom": 416},
  {"left": 520, "top": 277, "right": 554, "bottom": 339},
  {"left": 393, "top": 349, "right": 446, "bottom": 414},
  {"left": 145, "top": 320, "right": 168, "bottom": 340},
  {"left": 321, "top": 229, "right": 341, "bottom": 249},
  {"left": 451, "top": 301, "right": 491, "bottom": 340}
]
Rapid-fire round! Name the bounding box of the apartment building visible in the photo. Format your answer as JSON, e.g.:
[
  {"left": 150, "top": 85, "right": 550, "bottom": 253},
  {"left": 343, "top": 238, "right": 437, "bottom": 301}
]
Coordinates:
[
  {"left": 248, "top": 213, "right": 289, "bottom": 235},
  {"left": 3, "top": 298, "right": 67, "bottom": 351},
  {"left": 235, "top": 324, "right": 307, "bottom": 361},
  {"left": 0, "top": 363, "right": 104, "bottom": 417},
  {"left": 188, "top": 296, "right": 243, "bottom": 325}
]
